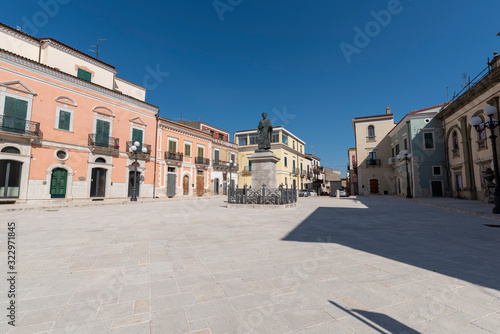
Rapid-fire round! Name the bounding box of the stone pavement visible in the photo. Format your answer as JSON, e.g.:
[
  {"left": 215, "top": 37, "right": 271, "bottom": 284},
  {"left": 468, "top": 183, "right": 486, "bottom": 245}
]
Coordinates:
[{"left": 1, "top": 196, "right": 499, "bottom": 333}]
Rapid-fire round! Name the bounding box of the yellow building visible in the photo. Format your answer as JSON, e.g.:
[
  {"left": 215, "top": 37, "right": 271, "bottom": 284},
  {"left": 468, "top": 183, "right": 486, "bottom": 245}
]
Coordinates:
[{"left": 234, "top": 127, "right": 309, "bottom": 189}]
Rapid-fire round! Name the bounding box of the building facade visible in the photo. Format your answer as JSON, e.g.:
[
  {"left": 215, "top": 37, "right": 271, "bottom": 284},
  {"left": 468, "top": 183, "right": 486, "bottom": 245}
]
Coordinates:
[
  {"left": 389, "top": 104, "right": 447, "bottom": 198},
  {"left": 436, "top": 53, "right": 500, "bottom": 202},
  {"left": 0, "top": 23, "right": 158, "bottom": 202},
  {"left": 347, "top": 147, "right": 357, "bottom": 195},
  {"left": 234, "top": 126, "right": 308, "bottom": 189},
  {"left": 352, "top": 108, "right": 395, "bottom": 195}
]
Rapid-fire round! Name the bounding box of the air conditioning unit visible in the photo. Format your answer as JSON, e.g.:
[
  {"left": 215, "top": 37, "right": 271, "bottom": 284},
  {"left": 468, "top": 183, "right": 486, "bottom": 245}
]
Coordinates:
[{"left": 388, "top": 157, "right": 396, "bottom": 165}]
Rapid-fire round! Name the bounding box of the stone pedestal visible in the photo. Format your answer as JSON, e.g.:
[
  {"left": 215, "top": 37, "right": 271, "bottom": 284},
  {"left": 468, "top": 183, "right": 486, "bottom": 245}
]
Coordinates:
[{"left": 248, "top": 151, "right": 280, "bottom": 189}]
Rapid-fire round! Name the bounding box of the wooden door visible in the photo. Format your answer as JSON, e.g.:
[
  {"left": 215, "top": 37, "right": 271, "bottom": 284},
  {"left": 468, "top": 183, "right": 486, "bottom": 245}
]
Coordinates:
[
  {"left": 50, "top": 168, "right": 67, "bottom": 198},
  {"left": 183, "top": 175, "right": 189, "bottom": 195},
  {"left": 369, "top": 179, "right": 378, "bottom": 194},
  {"left": 197, "top": 175, "right": 204, "bottom": 196},
  {"left": 90, "top": 168, "right": 106, "bottom": 197},
  {"left": 167, "top": 173, "right": 176, "bottom": 197}
]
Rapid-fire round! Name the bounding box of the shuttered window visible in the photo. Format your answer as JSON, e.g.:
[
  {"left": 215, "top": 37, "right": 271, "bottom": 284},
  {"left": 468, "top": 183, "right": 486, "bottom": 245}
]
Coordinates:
[
  {"left": 168, "top": 141, "right": 177, "bottom": 153},
  {"left": 184, "top": 144, "right": 191, "bottom": 157},
  {"left": 77, "top": 69, "right": 92, "bottom": 82},
  {"left": 58, "top": 110, "right": 71, "bottom": 131}
]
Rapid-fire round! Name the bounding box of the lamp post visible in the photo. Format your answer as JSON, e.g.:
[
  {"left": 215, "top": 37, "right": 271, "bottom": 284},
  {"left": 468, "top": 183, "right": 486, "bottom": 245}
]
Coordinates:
[
  {"left": 129, "top": 141, "right": 148, "bottom": 202},
  {"left": 226, "top": 160, "right": 236, "bottom": 194},
  {"left": 470, "top": 105, "right": 500, "bottom": 213},
  {"left": 397, "top": 150, "right": 413, "bottom": 198}
]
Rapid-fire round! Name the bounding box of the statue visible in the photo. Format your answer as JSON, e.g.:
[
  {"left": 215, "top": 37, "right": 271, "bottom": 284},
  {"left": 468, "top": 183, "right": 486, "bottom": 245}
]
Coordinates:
[{"left": 256, "top": 112, "right": 272, "bottom": 152}]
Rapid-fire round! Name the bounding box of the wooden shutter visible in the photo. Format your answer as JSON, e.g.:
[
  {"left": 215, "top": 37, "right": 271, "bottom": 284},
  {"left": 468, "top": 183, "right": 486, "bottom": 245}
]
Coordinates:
[
  {"left": 77, "top": 69, "right": 92, "bottom": 82},
  {"left": 4, "top": 97, "right": 28, "bottom": 119},
  {"left": 59, "top": 110, "right": 71, "bottom": 130},
  {"left": 168, "top": 141, "right": 176, "bottom": 153},
  {"left": 198, "top": 147, "right": 203, "bottom": 158},
  {"left": 185, "top": 144, "right": 190, "bottom": 157},
  {"left": 132, "top": 128, "right": 143, "bottom": 144}
]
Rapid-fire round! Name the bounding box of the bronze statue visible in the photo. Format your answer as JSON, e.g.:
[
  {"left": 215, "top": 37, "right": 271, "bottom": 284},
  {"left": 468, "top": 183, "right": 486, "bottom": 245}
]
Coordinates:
[{"left": 256, "top": 112, "right": 272, "bottom": 152}]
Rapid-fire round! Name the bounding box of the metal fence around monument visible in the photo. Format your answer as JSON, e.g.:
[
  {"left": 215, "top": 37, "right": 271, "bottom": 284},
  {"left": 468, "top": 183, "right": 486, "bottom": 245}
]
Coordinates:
[{"left": 228, "top": 184, "right": 297, "bottom": 205}]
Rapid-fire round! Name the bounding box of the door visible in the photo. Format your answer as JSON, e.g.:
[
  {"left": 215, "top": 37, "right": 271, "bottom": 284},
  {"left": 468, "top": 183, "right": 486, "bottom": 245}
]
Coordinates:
[
  {"left": 455, "top": 174, "right": 463, "bottom": 198},
  {"left": 0, "top": 160, "right": 22, "bottom": 198},
  {"left": 431, "top": 181, "right": 443, "bottom": 197},
  {"left": 183, "top": 175, "right": 189, "bottom": 195},
  {"left": 3, "top": 97, "right": 28, "bottom": 132},
  {"left": 214, "top": 178, "right": 219, "bottom": 195},
  {"left": 96, "top": 119, "right": 110, "bottom": 147},
  {"left": 369, "top": 179, "right": 378, "bottom": 194},
  {"left": 90, "top": 168, "right": 106, "bottom": 197},
  {"left": 50, "top": 168, "right": 67, "bottom": 198},
  {"left": 167, "top": 173, "right": 176, "bottom": 197},
  {"left": 128, "top": 171, "right": 140, "bottom": 197},
  {"left": 197, "top": 174, "right": 204, "bottom": 196}
]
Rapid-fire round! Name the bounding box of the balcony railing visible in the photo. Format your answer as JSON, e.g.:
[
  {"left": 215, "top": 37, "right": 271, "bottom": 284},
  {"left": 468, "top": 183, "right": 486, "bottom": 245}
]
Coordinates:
[
  {"left": 195, "top": 157, "right": 210, "bottom": 165},
  {"left": 213, "top": 160, "right": 231, "bottom": 170},
  {"left": 0, "top": 115, "right": 41, "bottom": 137},
  {"left": 366, "top": 159, "right": 381, "bottom": 167},
  {"left": 313, "top": 167, "right": 323, "bottom": 174},
  {"left": 241, "top": 166, "right": 251, "bottom": 174},
  {"left": 88, "top": 133, "right": 119, "bottom": 152},
  {"left": 125, "top": 141, "right": 152, "bottom": 158},
  {"left": 165, "top": 152, "right": 183, "bottom": 161}
]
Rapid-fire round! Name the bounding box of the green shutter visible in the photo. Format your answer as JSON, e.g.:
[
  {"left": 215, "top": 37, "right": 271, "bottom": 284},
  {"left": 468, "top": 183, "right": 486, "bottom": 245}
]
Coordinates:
[
  {"left": 58, "top": 110, "right": 71, "bottom": 131},
  {"left": 132, "top": 128, "right": 143, "bottom": 144},
  {"left": 184, "top": 144, "right": 190, "bottom": 157},
  {"left": 96, "top": 119, "right": 110, "bottom": 146},
  {"left": 77, "top": 69, "right": 92, "bottom": 82},
  {"left": 198, "top": 147, "right": 203, "bottom": 158},
  {"left": 249, "top": 161, "right": 252, "bottom": 171},
  {"left": 284, "top": 157, "right": 287, "bottom": 167},
  {"left": 168, "top": 141, "right": 176, "bottom": 153}
]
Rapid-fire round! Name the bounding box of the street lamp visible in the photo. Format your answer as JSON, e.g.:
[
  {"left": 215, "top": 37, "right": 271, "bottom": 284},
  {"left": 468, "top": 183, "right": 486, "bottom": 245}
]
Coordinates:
[
  {"left": 226, "top": 160, "right": 236, "bottom": 198},
  {"left": 129, "top": 141, "right": 147, "bottom": 202},
  {"left": 397, "top": 150, "right": 413, "bottom": 198},
  {"left": 470, "top": 105, "right": 500, "bottom": 213}
]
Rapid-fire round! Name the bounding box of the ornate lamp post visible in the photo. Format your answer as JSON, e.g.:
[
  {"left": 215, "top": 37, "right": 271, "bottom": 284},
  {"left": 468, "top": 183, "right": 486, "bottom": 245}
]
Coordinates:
[
  {"left": 397, "top": 150, "right": 413, "bottom": 198},
  {"left": 226, "top": 160, "right": 236, "bottom": 199},
  {"left": 129, "top": 141, "right": 148, "bottom": 202},
  {"left": 470, "top": 105, "right": 500, "bottom": 213}
]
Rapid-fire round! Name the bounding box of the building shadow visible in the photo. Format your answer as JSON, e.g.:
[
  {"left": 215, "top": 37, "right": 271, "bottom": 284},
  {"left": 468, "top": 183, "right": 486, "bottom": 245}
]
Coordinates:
[
  {"left": 282, "top": 199, "right": 500, "bottom": 291},
  {"left": 329, "top": 300, "right": 421, "bottom": 334}
]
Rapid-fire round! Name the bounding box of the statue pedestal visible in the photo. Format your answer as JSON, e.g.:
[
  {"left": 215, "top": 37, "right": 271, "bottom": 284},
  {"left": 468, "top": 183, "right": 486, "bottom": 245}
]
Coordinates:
[{"left": 248, "top": 151, "right": 280, "bottom": 189}]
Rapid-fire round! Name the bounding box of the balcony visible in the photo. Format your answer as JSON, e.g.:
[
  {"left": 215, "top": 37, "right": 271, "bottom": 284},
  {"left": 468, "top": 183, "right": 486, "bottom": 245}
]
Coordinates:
[
  {"left": 195, "top": 157, "right": 210, "bottom": 169},
  {"left": 213, "top": 160, "right": 230, "bottom": 171},
  {"left": 366, "top": 159, "right": 381, "bottom": 167},
  {"left": 366, "top": 136, "right": 376, "bottom": 142},
  {"left": 313, "top": 166, "right": 324, "bottom": 174},
  {"left": 165, "top": 152, "right": 183, "bottom": 165},
  {"left": 388, "top": 157, "right": 396, "bottom": 165},
  {"left": 306, "top": 172, "right": 313, "bottom": 179},
  {"left": 0, "top": 115, "right": 41, "bottom": 138},
  {"left": 292, "top": 168, "right": 300, "bottom": 175},
  {"left": 125, "top": 141, "right": 151, "bottom": 159},
  {"left": 241, "top": 167, "right": 251, "bottom": 174},
  {"left": 88, "top": 133, "right": 119, "bottom": 154}
]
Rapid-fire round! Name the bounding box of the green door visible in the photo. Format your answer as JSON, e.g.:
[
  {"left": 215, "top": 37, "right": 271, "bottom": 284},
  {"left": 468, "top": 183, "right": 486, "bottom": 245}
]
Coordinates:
[
  {"left": 95, "top": 119, "right": 110, "bottom": 147},
  {"left": 50, "top": 168, "right": 67, "bottom": 198},
  {"left": 3, "top": 97, "right": 28, "bottom": 132}
]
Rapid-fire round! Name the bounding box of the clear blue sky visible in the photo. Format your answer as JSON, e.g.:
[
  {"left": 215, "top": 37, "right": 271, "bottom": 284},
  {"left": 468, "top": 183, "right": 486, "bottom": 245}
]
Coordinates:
[{"left": 2, "top": 1, "right": 499, "bottom": 175}]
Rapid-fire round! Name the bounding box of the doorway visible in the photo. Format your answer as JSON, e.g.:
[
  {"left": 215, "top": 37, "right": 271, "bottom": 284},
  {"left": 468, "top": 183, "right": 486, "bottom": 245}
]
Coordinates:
[
  {"left": 0, "top": 160, "right": 22, "bottom": 198},
  {"left": 214, "top": 178, "right": 219, "bottom": 195},
  {"left": 50, "top": 168, "right": 67, "bottom": 198},
  {"left": 183, "top": 175, "right": 189, "bottom": 195},
  {"left": 455, "top": 173, "right": 463, "bottom": 198},
  {"left": 90, "top": 168, "right": 106, "bottom": 197},
  {"left": 431, "top": 181, "right": 443, "bottom": 197},
  {"left": 167, "top": 173, "right": 176, "bottom": 197},
  {"left": 197, "top": 172, "right": 204, "bottom": 196},
  {"left": 369, "top": 179, "right": 379, "bottom": 194},
  {"left": 128, "top": 170, "right": 140, "bottom": 197}
]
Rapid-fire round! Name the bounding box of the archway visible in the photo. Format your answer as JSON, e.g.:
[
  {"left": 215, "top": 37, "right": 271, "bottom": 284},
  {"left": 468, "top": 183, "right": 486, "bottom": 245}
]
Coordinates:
[{"left": 183, "top": 175, "right": 189, "bottom": 195}]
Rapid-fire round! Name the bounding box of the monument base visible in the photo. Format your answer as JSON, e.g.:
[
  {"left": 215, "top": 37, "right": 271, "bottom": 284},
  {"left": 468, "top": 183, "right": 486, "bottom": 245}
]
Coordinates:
[{"left": 248, "top": 151, "right": 280, "bottom": 189}]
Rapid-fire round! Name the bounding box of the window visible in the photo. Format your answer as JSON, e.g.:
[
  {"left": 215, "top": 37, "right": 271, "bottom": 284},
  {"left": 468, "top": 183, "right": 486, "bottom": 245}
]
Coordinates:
[
  {"left": 56, "top": 109, "right": 72, "bottom": 131},
  {"left": 282, "top": 133, "right": 288, "bottom": 145},
  {"left": 452, "top": 131, "right": 459, "bottom": 149},
  {"left": 293, "top": 160, "right": 296, "bottom": 170},
  {"left": 433, "top": 166, "right": 442, "bottom": 176},
  {"left": 293, "top": 141, "right": 295, "bottom": 150},
  {"left": 77, "top": 68, "right": 92, "bottom": 82},
  {"left": 219, "top": 134, "right": 224, "bottom": 140},
  {"left": 4, "top": 96, "right": 28, "bottom": 131},
  {"left": 168, "top": 140, "right": 177, "bottom": 153},
  {"left": 249, "top": 134, "right": 258, "bottom": 145},
  {"left": 210, "top": 130, "right": 214, "bottom": 137},
  {"left": 1, "top": 147, "right": 20, "bottom": 154},
  {"left": 300, "top": 162, "right": 303, "bottom": 172},
  {"left": 184, "top": 143, "right": 191, "bottom": 157},
  {"left": 131, "top": 128, "right": 143, "bottom": 145},
  {"left": 368, "top": 125, "right": 375, "bottom": 137},
  {"left": 404, "top": 138, "right": 408, "bottom": 150},
  {"left": 95, "top": 119, "right": 111, "bottom": 147},
  {"left": 249, "top": 161, "right": 252, "bottom": 171},
  {"left": 300, "top": 145, "right": 302, "bottom": 153},
  {"left": 214, "top": 150, "right": 219, "bottom": 162},
  {"left": 395, "top": 144, "right": 400, "bottom": 155},
  {"left": 369, "top": 151, "right": 377, "bottom": 160},
  {"left": 271, "top": 133, "right": 279, "bottom": 143},
  {"left": 423, "top": 132, "right": 434, "bottom": 149},
  {"left": 197, "top": 147, "right": 204, "bottom": 158},
  {"left": 392, "top": 147, "right": 395, "bottom": 157},
  {"left": 238, "top": 135, "right": 247, "bottom": 146},
  {"left": 284, "top": 156, "right": 288, "bottom": 167}
]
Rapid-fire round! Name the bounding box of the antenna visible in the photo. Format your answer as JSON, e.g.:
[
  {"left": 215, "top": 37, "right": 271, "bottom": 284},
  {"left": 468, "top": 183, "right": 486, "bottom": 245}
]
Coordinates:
[
  {"left": 446, "top": 84, "right": 460, "bottom": 102},
  {"left": 88, "top": 38, "right": 107, "bottom": 59}
]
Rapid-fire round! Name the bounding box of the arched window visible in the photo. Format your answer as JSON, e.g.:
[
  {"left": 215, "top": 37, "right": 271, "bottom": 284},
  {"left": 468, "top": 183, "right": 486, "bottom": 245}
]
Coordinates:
[
  {"left": 368, "top": 125, "right": 375, "bottom": 137},
  {"left": 1, "top": 147, "right": 20, "bottom": 154},
  {"left": 452, "top": 131, "right": 459, "bottom": 150},
  {"left": 95, "top": 158, "right": 106, "bottom": 163}
]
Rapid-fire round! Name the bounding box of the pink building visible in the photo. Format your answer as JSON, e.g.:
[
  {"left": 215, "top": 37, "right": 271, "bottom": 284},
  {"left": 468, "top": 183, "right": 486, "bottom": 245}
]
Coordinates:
[{"left": 0, "top": 23, "right": 158, "bottom": 202}]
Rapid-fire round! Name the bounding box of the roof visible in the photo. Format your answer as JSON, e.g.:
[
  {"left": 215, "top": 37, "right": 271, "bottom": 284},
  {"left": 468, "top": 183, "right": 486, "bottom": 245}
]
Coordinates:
[
  {"left": 407, "top": 103, "right": 448, "bottom": 115},
  {"left": 178, "top": 121, "right": 230, "bottom": 135},
  {"left": 352, "top": 113, "right": 394, "bottom": 121},
  {"left": 234, "top": 126, "right": 306, "bottom": 145}
]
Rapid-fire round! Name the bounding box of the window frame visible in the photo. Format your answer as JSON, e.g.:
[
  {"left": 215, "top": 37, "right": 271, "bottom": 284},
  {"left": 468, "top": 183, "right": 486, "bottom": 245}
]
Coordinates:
[
  {"left": 184, "top": 142, "right": 191, "bottom": 157},
  {"left": 238, "top": 135, "right": 248, "bottom": 146},
  {"left": 367, "top": 125, "right": 375, "bottom": 137},
  {"left": 77, "top": 68, "right": 92, "bottom": 82},
  {"left": 55, "top": 106, "right": 74, "bottom": 132},
  {"left": 423, "top": 132, "right": 435, "bottom": 150},
  {"left": 432, "top": 165, "right": 442, "bottom": 176}
]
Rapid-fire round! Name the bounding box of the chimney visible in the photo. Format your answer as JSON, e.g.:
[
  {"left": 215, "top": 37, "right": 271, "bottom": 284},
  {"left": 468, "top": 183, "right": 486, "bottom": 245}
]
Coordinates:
[
  {"left": 491, "top": 51, "right": 500, "bottom": 70},
  {"left": 386, "top": 107, "right": 391, "bottom": 114}
]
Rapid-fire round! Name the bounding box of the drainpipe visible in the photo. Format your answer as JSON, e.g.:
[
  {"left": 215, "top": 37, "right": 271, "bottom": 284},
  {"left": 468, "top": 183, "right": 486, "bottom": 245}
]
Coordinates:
[
  {"left": 153, "top": 110, "right": 159, "bottom": 199},
  {"left": 442, "top": 117, "right": 451, "bottom": 197},
  {"left": 407, "top": 120, "right": 413, "bottom": 197}
]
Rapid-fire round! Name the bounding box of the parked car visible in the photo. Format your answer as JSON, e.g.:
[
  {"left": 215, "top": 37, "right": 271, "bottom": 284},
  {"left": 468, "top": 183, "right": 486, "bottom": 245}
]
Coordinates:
[
  {"left": 308, "top": 190, "right": 318, "bottom": 196},
  {"left": 338, "top": 188, "right": 347, "bottom": 197},
  {"left": 299, "top": 190, "right": 309, "bottom": 197}
]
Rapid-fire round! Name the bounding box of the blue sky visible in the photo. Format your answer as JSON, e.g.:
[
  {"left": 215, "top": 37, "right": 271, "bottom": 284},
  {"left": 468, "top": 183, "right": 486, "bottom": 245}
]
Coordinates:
[{"left": 2, "top": 1, "right": 499, "bottom": 175}]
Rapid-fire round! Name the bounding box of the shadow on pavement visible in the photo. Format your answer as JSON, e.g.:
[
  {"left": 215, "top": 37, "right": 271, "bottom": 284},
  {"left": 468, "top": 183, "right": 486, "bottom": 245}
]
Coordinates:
[
  {"left": 282, "top": 198, "right": 500, "bottom": 291},
  {"left": 329, "top": 300, "right": 421, "bottom": 334}
]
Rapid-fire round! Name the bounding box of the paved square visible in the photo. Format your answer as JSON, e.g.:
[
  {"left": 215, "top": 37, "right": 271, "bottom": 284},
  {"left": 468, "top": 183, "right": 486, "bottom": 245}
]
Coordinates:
[{"left": 1, "top": 196, "right": 500, "bottom": 333}]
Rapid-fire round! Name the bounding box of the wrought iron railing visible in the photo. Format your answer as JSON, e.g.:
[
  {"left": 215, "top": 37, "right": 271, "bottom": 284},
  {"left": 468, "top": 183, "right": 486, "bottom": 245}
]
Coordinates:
[
  {"left": 88, "top": 133, "right": 119, "bottom": 151},
  {"left": 213, "top": 160, "right": 229, "bottom": 168},
  {"left": 195, "top": 157, "right": 210, "bottom": 165},
  {"left": 0, "top": 115, "right": 41, "bottom": 137},
  {"left": 165, "top": 152, "right": 183, "bottom": 161},
  {"left": 125, "top": 141, "right": 152, "bottom": 157},
  {"left": 228, "top": 184, "right": 297, "bottom": 205},
  {"left": 366, "top": 159, "right": 381, "bottom": 167}
]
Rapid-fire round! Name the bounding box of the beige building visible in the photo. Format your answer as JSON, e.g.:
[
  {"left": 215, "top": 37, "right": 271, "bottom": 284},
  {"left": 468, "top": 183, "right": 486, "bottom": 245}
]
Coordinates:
[
  {"left": 234, "top": 127, "right": 309, "bottom": 189},
  {"left": 352, "top": 108, "right": 395, "bottom": 195},
  {"left": 436, "top": 53, "right": 500, "bottom": 201}
]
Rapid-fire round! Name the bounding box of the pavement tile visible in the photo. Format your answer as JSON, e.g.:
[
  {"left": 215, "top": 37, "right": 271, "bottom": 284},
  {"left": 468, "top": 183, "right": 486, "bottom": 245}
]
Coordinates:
[
  {"left": 111, "top": 314, "right": 150, "bottom": 329},
  {"left": 470, "top": 312, "right": 500, "bottom": 333},
  {"left": 6, "top": 321, "right": 53, "bottom": 333},
  {"left": 193, "top": 282, "right": 227, "bottom": 302},
  {"left": 95, "top": 302, "right": 134, "bottom": 321},
  {"left": 150, "top": 307, "right": 190, "bottom": 334},
  {"left": 118, "top": 283, "right": 149, "bottom": 302},
  {"left": 277, "top": 305, "right": 333, "bottom": 329},
  {"left": 52, "top": 301, "right": 101, "bottom": 328},
  {"left": 16, "top": 306, "right": 64, "bottom": 327},
  {"left": 307, "top": 320, "right": 356, "bottom": 334},
  {"left": 151, "top": 291, "right": 198, "bottom": 311},
  {"left": 218, "top": 279, "right": 252, "bottom": 297},
  {"left": 184, "top": 299, "right": 236, "bottom": 322},
  {"left": 109, "top": 322, "right": 150, "bottom": 334}
]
